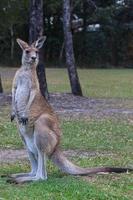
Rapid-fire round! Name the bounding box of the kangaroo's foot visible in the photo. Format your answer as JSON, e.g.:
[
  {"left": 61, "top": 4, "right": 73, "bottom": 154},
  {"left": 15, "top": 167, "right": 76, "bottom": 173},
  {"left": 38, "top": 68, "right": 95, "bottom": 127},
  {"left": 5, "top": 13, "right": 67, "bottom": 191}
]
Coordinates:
[
  {"left": 7, "top": 175, "right": 47, "bottom": 184},
  {"left": 8, "top": 171, "right": 36, "bottom": 178}
]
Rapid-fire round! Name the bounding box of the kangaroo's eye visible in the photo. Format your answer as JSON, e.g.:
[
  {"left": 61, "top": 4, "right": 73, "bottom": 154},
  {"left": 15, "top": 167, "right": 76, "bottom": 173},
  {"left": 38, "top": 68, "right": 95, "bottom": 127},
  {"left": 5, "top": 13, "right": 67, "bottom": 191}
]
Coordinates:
[
  {"left": 35, "top": 51, "right": 38, "bottom": 54},
  {"left": 25, "top": 50, "right": 29, "bottom": 54}
]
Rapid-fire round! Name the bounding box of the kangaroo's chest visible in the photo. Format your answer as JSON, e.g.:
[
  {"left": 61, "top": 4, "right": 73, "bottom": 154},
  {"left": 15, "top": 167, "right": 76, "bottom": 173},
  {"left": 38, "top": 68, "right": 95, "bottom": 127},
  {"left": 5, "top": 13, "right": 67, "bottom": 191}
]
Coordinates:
[
  {"left": 15, "top": 74, "right": 31, "bottom": 101},
  {"left": 15, "top": 74, "right": 32, "bottom": 113}
]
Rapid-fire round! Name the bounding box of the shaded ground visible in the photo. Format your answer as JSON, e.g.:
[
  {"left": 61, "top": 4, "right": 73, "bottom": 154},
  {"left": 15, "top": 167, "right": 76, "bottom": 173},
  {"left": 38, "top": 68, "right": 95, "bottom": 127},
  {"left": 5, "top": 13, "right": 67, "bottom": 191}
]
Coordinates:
[
  {"left": 0, "top": 149, "right": 114, "bottom": 164},
  {"left": 0, "top": 93, "right": 133, "bottom": 120},
  {"left": 50, "top": 93, "right": 133, "bottom": 120}
]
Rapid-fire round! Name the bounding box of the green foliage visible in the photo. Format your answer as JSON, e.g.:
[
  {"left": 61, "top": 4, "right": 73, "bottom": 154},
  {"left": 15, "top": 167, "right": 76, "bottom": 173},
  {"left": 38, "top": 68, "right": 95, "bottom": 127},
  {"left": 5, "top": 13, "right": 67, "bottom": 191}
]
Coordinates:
[
  {"left": 0, "top": 0, "right": 28, "bottom": 64},
  {"left": 0, "top": 0, "right": 132, "bottom": 67},
  {"left": 95, "top": 0, "right": 116, "bottom": 7},
  {"left": 44, "top": 0, "right": 62, "bottom": 15},
  {"left": 74, "top": 3, "right": 133, "bottom": 67}
]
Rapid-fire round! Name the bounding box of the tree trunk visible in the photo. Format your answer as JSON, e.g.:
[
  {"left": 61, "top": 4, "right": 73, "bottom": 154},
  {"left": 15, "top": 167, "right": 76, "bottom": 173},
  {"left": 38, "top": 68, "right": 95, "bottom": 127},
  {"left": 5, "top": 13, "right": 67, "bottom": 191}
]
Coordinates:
[
  {"left": 82, "top": 0, "right": 88, "bottom": 63},
  {"left": 0, "top": 74, "right": 3, "bottom": 93},
  {"left": 29, "top": 0, "right": 49, "bottom": 100},
  {"left": 59, "top": 41, "right": 64, "bottom": 64},
  {"left": 10, "top": 24, "right": 14, "bottom": 61},
  {"left": 62, "top": 0, "right": 83, "bottom": 96}
]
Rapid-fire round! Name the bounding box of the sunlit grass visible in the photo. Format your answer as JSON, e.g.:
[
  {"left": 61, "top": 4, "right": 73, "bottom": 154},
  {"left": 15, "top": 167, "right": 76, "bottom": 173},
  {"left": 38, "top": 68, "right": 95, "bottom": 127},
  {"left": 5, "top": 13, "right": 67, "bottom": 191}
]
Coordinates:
[
  {"left": 0, "top": 157, "right": 133, "bottom": 200},
  {"left": 1, "top": 67, "right": 133, "bottom": 98}
]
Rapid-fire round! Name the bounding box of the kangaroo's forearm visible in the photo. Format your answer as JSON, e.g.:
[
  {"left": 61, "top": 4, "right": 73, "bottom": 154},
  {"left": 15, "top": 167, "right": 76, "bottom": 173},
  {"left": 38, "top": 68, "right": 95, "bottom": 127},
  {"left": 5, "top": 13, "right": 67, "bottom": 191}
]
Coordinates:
[{"left": 25, "top": 90, "right": 36, "bottom": 113}]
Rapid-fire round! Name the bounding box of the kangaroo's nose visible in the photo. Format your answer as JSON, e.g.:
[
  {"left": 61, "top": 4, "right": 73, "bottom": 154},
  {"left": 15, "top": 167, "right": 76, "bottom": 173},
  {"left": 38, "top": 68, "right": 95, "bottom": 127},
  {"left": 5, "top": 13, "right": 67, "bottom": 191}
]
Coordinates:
[{"left": 31, "top": 56, "right": 36, "bottom": 61}]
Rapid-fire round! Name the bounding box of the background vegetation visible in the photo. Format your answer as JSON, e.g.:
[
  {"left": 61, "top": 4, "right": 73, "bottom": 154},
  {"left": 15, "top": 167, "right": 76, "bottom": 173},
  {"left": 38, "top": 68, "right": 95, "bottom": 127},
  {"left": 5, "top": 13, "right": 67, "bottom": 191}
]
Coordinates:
[{"left": 0, "top": 0, "right": 132, "bottom": 67}]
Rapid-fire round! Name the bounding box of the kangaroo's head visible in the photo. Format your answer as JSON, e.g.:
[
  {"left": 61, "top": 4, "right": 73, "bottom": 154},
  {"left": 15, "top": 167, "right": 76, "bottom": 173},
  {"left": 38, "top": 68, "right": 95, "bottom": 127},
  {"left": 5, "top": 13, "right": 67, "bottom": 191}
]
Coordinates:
[{"left": 17, "top": 36, "right": 46, "bottom": 67}]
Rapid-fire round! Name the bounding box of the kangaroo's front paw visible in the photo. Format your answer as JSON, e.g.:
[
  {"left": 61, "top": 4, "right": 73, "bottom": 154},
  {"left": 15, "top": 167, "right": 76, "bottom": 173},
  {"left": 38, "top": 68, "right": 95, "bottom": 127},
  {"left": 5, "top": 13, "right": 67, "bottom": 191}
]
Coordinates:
[
  {"left": 10, "top": 113, "right": 15, "bottom": 122},
  {"left": 19, "top": 117, "right": 28, "bottom": 125}
]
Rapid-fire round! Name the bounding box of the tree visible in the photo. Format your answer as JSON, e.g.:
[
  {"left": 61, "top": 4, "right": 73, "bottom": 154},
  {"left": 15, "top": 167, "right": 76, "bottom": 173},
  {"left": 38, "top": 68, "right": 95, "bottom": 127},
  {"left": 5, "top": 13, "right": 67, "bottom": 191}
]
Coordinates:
[
  {"left": 0, "top": 0, "right": 132, "bottom": 68},
  {"left": 29, "top": 0, "right": 49, "bottom": 100},
  {"left": 0, "top": 0, "right": 28, "bottom": 63},
  {"left": 82, "top": 0, "right": 97, "bottom": 64},
  {"left": 62, "top": 0, "right": 83, "bottom": 96},
  {"left": 0, "top": 74, "right": 3, "bottom": 93}
]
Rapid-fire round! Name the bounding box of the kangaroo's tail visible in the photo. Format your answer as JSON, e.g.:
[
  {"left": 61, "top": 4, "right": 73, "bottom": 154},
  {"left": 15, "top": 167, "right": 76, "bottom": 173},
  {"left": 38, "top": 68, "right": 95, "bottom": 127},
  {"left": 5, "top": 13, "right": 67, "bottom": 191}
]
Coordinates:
[{"left": 51, "top": 149, "right": 133, "bottom": 175}]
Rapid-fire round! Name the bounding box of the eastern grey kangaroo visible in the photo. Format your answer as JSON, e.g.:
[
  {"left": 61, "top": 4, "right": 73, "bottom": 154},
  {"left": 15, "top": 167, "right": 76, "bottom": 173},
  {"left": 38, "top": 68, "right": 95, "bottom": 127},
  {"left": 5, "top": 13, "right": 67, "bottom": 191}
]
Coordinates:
[{"left": 8, "top": 37, "right": 132, "bottom": 183}]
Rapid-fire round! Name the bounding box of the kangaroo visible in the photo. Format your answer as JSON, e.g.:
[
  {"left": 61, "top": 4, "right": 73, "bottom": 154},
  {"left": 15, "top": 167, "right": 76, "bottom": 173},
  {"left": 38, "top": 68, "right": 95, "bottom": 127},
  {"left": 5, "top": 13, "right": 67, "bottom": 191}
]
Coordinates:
[{"left": 8, "top": 37, "right": 132, "bottom": 184}]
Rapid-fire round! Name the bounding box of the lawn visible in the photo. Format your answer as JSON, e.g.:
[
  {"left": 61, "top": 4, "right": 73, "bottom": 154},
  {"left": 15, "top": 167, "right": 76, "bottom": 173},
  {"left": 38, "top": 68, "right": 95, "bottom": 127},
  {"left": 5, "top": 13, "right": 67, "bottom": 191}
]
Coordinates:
[
  {"left": 0, "top": 163, "right": 132, "bottom": 200},
  {"left": 1, "top": 67, "right": 133, "bottom": 98},
  {"left": 0, "top": 106, "right": 133, "bottom": 199},
  {"left": 0, "top": 67, "right": 133, "bottom": 199},
  {"left": 47, "top": 68, "right": 133, "bottom": 98}
]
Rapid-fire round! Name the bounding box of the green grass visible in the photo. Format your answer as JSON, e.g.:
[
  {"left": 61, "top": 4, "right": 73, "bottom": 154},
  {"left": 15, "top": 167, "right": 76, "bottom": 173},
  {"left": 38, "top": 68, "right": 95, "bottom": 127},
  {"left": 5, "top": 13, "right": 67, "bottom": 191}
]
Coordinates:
[
  {"left": 0, "top": 107, "right": 133, "bottom": 199},
  {"left": 47, "top": 68, "right": 133, "bottom": 98},
  {"left": 1, "top": 112, "right": 133, "bottom": 155},
  {"left": 0, "top": 106, "right": 133, "bottom": 153},
  {"left": 0, "top": 113, "right": 133, "bottom": 169},
  {"left": 61, "top": 120, "right": 133, "bottom": 153},
  {"left": 1, "top": 67, "right": 133, "bottom": 98},
  {"left": 0, "top": 67, "right": 133, "bottom": 199},
  {"left": 0, "top": 159, "right": 133, "bottom": 200}
]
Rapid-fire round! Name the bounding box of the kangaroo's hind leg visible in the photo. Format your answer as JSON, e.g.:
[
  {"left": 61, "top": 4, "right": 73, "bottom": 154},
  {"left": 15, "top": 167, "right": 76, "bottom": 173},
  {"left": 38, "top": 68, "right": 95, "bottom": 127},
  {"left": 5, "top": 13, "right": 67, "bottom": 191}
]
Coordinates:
[
  {"left": 8, "top": 114, "right": 58, "bottom": 184},
  {"left": 17, "top": 120, "right": 48, "bottom": 182},
  {"left": 9, "top": 150, "right": 38, "bottom": 179},
  {"left": 8, "top": 124, "right": 38, "bottom": 180},
  {"left": 8, "top": 148, "right": 46, "bottom": 184},
  {"left": 8, "top": 124, "right": 48, "bottom": 183}
]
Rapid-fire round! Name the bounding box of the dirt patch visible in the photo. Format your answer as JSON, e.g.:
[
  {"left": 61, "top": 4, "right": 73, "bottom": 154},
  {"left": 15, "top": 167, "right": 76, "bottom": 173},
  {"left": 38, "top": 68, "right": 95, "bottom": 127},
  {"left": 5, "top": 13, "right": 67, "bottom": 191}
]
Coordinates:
[
  {"left": 0, "top": 149, "right": 114, "bottom": 164},
  {"left": 0, "top": 93, "right": 133, "bottom": 120},
  {"left": 0, "top": 93, "right": 11, "bottom": 106},
  {"left": 50, "top": 93, "right": 133, "bottom": 120}
]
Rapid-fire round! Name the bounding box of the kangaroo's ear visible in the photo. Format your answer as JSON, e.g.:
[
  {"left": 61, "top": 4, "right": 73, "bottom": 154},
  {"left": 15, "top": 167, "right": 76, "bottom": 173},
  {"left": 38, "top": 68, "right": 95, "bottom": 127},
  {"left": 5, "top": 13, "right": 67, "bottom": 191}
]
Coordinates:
[
  {"left": 16, "top": 38, "right": 29, "bottom": 50},
  {"left": 33, "top": 36, "right": 46, "bottom": 49}
]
